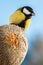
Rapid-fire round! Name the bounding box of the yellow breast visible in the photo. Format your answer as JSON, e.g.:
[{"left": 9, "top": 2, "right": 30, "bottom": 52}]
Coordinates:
[
  {"left": 25, "top": 19, "right": 31, "bottom": 30},
  {"left": 10, "top": 11, "right": 26, "bottom": 24}
]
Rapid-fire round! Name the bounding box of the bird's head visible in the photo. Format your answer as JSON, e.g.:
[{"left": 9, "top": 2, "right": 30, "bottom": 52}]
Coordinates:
[{"left": 10, "top": 6, "right": 35, "bottom": 30}]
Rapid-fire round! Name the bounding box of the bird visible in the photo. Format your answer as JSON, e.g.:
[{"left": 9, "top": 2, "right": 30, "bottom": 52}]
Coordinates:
[
  {"left": 0, "top": 6, "right": 35, "bottom": 65},
  {"left": 10, "top": 6, "right": 35, "bottom": 30}
]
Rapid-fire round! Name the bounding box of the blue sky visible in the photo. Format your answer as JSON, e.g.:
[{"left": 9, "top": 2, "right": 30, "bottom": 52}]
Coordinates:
[
  {"left": 0, "top": 0, "right": 43, "bottom": 26},
  {"left": 0, "top": 0, "right": 43, "bottom": 33}
]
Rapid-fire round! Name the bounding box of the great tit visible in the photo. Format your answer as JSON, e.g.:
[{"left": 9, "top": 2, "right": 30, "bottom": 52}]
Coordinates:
[{"left": 10, "top": 6, "right": 35, "bottom": 30}]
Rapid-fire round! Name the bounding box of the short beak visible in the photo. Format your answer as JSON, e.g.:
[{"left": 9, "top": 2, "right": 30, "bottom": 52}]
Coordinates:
[{"left": 32, "top": 12, "right": 35, "bottom": 16}]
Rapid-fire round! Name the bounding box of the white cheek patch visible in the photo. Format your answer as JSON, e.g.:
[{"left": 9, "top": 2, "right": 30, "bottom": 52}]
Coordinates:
[{"left": 23, "top": 8, "right": 31, "bottom": 15}]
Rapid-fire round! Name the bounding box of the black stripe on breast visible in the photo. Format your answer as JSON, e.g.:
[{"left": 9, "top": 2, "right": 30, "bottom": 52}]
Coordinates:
[
  {"left": 11, "top": 19, "right": 26, "bottom": 28},
  {"left": 17, "top": 20, "right": 26, "bottom": 28}
]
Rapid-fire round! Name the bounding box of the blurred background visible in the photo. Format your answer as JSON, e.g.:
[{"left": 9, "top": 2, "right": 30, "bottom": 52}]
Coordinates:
[{"left": 0, "top": 0, "right": 43, "bottom": 65}]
